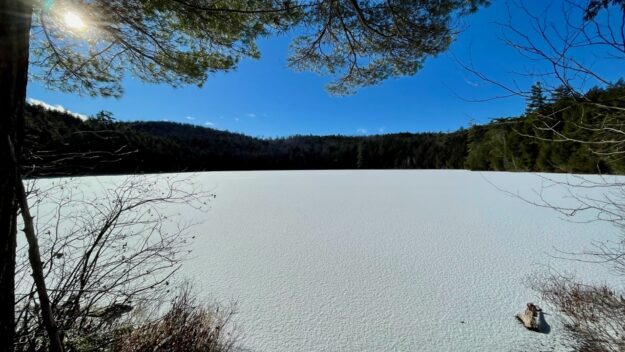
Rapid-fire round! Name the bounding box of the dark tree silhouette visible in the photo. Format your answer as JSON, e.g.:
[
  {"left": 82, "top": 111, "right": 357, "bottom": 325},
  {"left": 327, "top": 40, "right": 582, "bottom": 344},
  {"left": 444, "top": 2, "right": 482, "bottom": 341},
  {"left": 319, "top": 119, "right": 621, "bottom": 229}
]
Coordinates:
[{"left": 525, "top": 82, "right": 546, "bottom": 114}]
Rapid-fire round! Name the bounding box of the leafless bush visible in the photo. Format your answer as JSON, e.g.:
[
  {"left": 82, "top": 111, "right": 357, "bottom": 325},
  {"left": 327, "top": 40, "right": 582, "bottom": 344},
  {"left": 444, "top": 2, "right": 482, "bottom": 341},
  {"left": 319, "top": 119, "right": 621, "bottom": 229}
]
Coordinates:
[
  {"left": 530, "top": 273, "right": 625, "bottom": 352},
  {"left": 14, "top": 174, "right": 215, "bottom": 351},
  {"left": 114, "top": 283, "right": 237, "bottom": 352}
]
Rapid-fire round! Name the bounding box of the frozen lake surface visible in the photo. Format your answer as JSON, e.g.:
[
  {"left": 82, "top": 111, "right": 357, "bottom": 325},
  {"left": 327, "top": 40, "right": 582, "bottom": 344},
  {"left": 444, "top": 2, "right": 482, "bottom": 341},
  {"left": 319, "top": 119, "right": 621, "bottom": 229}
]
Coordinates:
[
  {"left": 43, "top": 170, "right": 625, "bottom": 351},
  {"left": 174, "top": 170, "right": 623, "bottom": 351}
]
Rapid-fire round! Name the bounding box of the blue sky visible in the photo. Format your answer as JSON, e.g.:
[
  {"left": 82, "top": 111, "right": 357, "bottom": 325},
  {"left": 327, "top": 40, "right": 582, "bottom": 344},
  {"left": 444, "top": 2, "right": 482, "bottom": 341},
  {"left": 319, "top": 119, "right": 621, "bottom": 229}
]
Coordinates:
[{"left": 26, "top": 1, "right": 614, "bottom": 137}]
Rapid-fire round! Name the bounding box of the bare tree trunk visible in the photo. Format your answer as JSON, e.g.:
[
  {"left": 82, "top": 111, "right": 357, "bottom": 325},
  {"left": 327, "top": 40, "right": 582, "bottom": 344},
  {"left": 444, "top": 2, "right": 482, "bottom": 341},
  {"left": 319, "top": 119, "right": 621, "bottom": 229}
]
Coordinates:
[
  {"left": 10, "top": 154, "right": 64, "bottom": 352},
  {"left": 0, "top": 2, "right": 64, "bottom": 348},
  {"left": 0, "top": 1, "right": 34, "bottom": 351}
]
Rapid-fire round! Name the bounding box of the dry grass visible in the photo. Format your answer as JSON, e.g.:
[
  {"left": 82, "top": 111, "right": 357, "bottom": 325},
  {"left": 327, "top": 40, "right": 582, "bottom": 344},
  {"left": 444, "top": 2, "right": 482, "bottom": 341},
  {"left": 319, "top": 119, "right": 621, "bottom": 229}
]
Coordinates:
[
  {"left": 532, "top": 275, "right": 625, "bottom": 352},
  {"left": 114, "top": 285, "right": 237, "bottom": 352}
]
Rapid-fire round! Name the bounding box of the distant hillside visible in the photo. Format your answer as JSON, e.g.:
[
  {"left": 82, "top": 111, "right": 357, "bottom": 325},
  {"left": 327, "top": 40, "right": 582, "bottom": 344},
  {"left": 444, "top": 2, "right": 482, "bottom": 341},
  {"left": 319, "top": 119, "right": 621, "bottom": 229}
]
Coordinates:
[
  {"left": 23, "top": 83, "right": 625, "bottom": 176},
  {"left": 23, "top": 105, "right": 467, "bottom": 176}
]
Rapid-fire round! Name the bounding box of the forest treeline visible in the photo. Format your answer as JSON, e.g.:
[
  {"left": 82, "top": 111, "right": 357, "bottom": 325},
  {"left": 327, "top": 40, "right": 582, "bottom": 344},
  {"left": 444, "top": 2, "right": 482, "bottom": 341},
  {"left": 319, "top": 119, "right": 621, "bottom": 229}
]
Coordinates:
[
  {"left": 466, "top": 82, "right": 625, "bottom": 173},
  {"left": 24, "top": 83, "right": 625, "bottom": 176},
  {"left": 23, "top": 107, "right": 468, "bottom": 175}
]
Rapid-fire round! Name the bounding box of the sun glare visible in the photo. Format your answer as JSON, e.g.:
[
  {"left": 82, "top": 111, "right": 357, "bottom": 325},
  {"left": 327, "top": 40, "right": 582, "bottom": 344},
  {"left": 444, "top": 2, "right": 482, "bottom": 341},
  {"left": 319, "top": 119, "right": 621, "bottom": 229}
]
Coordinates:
[{"left": 64, "top": 11, "right": 85, "bottom": 30}]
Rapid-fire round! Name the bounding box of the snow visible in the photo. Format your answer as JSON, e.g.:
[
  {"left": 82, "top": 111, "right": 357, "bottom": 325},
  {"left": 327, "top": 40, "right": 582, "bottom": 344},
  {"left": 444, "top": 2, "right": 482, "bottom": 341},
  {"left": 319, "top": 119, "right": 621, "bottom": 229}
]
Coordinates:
[{"left": 38, "top": 170, "right": 625, "bottom": 351}]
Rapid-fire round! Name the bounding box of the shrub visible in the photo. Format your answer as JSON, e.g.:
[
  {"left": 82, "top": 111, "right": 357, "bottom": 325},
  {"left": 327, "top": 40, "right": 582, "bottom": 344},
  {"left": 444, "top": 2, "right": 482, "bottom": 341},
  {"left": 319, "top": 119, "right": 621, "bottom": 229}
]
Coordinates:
[
  {"left": 114, "top": 285, "right": 237, "bottom": 352},
  {"left": 532, "top": 275, "right": 625, "bottom": 352}
]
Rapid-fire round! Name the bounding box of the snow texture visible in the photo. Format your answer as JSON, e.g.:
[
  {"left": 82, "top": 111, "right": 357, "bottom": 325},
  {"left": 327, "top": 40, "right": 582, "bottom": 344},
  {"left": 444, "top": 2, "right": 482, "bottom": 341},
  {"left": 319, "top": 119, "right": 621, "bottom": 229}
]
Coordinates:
[{"left": 42, "top": 170, "right": 625, "bottom": 351}]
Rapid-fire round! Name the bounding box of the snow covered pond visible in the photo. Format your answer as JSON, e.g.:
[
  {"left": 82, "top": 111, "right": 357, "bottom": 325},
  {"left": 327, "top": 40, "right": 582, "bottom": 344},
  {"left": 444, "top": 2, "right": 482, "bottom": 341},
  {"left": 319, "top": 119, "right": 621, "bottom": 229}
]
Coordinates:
[{"left": 37, "top": 170, "right": 625, "bottom": 351}]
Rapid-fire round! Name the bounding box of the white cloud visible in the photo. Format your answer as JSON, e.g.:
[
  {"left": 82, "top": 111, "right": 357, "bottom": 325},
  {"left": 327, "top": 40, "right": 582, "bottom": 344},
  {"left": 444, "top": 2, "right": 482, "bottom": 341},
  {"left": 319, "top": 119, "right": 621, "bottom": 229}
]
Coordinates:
[
  {"left": 27, "top": 98, "right": 88, "bottom": 120},
  {"left": 356, "top": 128, "right": 368, "bottom": 134},
  {"left": 463, "top": 77, "right": 480, "bottom": 87},
  {"left": 204, "top": 121, "right": 214, "bottom": 126},
  {"left": 234, "top": 117, "right": 240, "bottom": 122},
  {"left": 185, "top": 116, "right": 195, "bottom": 120},
  {"left": 378, "top": 127, "right": 386, "bottom": 133},
  {"left": 246, "top": 113, "right": 257, "bottom": 118}
]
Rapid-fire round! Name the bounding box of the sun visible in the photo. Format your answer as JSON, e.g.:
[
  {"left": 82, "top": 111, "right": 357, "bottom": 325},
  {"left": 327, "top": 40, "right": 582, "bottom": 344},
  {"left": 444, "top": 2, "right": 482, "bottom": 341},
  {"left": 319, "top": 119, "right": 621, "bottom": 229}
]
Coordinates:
[{"left": 64, "top": 11, "right": 85, "bottom": 30}]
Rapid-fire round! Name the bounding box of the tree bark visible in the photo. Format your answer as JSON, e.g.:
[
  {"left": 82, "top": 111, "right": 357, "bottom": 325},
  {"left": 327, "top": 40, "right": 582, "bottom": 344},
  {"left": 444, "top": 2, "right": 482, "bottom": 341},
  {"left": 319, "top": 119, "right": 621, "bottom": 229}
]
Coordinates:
[{"left": 0, "top": 1, "right": 34, "bottom": 351}]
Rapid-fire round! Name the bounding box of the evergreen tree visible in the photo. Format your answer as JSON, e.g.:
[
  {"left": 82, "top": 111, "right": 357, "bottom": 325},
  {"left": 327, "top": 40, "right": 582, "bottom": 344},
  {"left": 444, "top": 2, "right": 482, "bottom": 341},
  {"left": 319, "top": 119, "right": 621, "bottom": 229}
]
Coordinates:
[
  {"left": 550, "top": 85, "right": 574, "bottom": 103},
  {"left": 92, "top": 110, "right": 115, "bottom": 125},
  {"left": 526, "top": 82, "right": 547, "bottom": 114}
]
